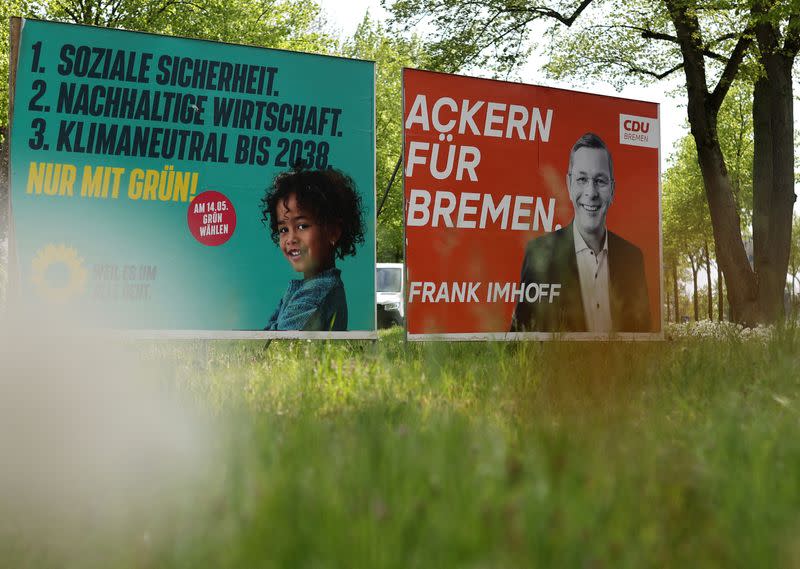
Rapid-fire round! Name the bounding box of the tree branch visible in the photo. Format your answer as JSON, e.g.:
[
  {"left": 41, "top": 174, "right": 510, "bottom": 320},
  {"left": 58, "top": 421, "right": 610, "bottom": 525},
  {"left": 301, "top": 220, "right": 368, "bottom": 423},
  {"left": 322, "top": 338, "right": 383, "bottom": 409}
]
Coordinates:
[
  {"left": 627, "top": 26, "right": 727, "bottom": 61},
  {"left": 638, "top": 27, "right": 678, "bottom": 43},
  {"left": 477, "top": 0, "right": 595, "bottom": 26},
  {"left": 146, "top": 0, "right": 196, "bottom": 24},
  {"left": 628, "top": 62, "right": 684, "bottom": 80},
  {"left": 709, "top": 26, "right": 754, "bottom": 113},
  {"left": 468, "top": 13, "right": 537, "bottom": 69},
  {"left": 53, "top": 0, "right": 81, "bottom": 24},
  {"left": 525, "top": 0, "right": 595, "bottom": 27},
  {"left": 665, "top": 0, "right": 714, "bottom": 104},
  {"left": 784, "top": 9, "right": 800, "bottom": 56},
  {"left": 752, "top": 0, "right": 779, "bottom": 56},
  {"left": 93, "top": 0, "right": 104, "bottom": 26}
]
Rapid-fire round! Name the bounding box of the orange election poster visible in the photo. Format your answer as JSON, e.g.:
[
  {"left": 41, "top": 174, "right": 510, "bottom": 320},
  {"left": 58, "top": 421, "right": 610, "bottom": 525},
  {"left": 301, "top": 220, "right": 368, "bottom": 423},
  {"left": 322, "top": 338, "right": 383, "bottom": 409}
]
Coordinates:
[{"left": 403, "top": 69, "right": 662, "bottom": 340}]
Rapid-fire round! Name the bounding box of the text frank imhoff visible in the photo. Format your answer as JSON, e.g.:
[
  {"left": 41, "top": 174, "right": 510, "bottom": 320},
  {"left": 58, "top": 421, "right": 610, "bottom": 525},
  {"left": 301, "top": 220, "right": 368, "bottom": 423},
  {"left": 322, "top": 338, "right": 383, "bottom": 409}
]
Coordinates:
[{"left": 408, "top": 281, "right": 561, "bottom": 303}]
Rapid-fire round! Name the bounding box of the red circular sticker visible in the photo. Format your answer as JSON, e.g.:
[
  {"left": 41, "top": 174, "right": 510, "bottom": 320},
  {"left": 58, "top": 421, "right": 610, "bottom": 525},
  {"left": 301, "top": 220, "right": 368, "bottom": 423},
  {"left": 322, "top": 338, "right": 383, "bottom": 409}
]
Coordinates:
[{"left": 187, "top": 191, "right": 237, "bottom": 246}]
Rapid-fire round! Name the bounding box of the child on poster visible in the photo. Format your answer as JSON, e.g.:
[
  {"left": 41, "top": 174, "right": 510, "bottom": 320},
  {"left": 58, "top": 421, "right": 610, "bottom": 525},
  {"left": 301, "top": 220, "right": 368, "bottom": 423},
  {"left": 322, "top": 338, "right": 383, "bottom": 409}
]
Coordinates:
[{"left": 261, "top": 167, "right": 365, "bottom": 331}]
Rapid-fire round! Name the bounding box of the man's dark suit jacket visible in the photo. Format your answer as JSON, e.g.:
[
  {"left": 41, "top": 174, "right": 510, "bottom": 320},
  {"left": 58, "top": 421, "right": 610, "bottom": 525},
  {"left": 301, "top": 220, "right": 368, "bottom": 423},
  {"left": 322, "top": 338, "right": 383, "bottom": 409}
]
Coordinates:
[{"left": 510, "top": 224, "right": 651, "bottom": 332}]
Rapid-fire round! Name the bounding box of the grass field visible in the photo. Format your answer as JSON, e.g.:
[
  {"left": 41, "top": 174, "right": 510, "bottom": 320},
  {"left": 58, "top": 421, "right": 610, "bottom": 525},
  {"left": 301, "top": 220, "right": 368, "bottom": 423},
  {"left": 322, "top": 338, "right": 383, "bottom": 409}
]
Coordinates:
[{"left": 2, "top": 325, "right": 800, "bottom": 568}]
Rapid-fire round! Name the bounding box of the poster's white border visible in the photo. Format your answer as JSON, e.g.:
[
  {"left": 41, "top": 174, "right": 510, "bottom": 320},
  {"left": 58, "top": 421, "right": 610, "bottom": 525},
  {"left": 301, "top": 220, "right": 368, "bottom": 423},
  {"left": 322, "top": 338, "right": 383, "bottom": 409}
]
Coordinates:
[
  {"left": 401, "top": 68, "right": 665, "bottom": 342},
  {"left": 657, "top": 102, "right": 665, "bottom": 333},
  {"left": 6, "top": 19, "right": 21, "bottom": 304},
  {"left": 408, "top": 332, "right": 664, "bottom": 342},
  {"left": 372, "top": 60, "right": 378, "bottom": 333},
  {"left": 401, "top": 69, "right": 409, "bottom": 343},
  {"left": 106, "top": 330, "right": 377, "bottom": 340}
]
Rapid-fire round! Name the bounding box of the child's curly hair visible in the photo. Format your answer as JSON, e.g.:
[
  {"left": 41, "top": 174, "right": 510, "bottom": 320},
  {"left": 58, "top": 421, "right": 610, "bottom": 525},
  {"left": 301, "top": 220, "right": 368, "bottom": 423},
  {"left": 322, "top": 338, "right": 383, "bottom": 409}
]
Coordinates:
[{"left": 260, "top": 166, "right": 366, "bottom": 259}]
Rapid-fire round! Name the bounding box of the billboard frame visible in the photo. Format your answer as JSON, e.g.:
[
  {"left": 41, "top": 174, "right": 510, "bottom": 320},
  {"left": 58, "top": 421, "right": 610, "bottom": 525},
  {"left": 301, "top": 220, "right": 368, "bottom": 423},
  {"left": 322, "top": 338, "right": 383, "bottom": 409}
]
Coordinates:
[
  {"left": 401, "top": 67, "right": 664, "bottom": 342},
  {"left": 6, "top": 17, "right": 378, "bottom": 340}
]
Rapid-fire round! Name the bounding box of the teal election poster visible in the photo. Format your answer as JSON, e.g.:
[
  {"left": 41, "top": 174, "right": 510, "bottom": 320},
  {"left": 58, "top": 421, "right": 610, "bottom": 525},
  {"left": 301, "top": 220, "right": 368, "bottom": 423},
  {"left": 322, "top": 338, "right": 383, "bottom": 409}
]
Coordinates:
[{"left": 9, "top": 19, "right": 376, "bottom": 337}]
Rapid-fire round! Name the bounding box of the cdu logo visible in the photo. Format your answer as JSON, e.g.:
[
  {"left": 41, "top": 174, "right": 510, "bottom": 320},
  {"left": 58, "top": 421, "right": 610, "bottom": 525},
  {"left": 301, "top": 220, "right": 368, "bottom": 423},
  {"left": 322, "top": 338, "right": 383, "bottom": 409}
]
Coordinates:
[
  {"left": 619, "top": 114, "right": 659, "bottom": 148},
  {"left": 623, "top": 119, "right": 650, "bottom": 133}
]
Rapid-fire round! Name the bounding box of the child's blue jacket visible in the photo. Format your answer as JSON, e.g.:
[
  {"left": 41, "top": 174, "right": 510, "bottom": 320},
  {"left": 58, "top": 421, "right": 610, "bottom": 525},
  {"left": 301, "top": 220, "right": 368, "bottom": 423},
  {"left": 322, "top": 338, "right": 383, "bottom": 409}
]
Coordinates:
[{"left": 265, "top": 268, "right": 348, "bottom": 331}]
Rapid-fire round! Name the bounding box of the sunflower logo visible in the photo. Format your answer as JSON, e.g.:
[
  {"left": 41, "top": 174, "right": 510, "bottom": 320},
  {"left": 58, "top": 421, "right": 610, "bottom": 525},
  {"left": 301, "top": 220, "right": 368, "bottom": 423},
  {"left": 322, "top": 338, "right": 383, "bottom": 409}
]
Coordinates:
[{"left": 30, "top": 244, "right": 88, "bottom": 302}]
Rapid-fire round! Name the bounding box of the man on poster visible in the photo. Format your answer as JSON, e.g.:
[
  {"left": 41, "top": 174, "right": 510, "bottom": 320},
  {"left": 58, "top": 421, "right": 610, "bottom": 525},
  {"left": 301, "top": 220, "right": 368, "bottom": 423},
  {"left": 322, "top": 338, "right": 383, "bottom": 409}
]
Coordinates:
[{"left": 510, "top": 132, "right": 651, "bottom": 333}]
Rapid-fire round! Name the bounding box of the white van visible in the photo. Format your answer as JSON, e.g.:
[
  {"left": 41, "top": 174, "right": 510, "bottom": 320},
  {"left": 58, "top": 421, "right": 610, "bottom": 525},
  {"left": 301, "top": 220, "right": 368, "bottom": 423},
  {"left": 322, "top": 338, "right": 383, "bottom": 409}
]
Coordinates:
[{"left": 376, "top": 263, "right": 404, "bottom": 327}]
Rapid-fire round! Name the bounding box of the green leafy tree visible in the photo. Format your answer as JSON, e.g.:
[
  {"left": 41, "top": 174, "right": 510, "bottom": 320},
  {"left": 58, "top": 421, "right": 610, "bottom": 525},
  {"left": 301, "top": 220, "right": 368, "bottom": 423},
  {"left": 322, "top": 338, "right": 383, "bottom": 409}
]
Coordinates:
[
  {"left": 384, "top": 0, "right": 577, "bottom": 75},
  {"left": 662, "top": 80, "right": 754, "bottom": 321},
  {"left": 385, "top": 0, "right": 799, "bottom": 325},
  {"left": 1, "top": 1, "right": 36, "bottom": 133},
  {"left": 663, "top": 136, "right": 711, "bottom": 321},
  {"left": 0, "top": 1, "right": 38, "bottom": 269},
  {"left": 661, "top": 210, "right": 682, "bottom": 322},
  {"left": 715, "top": 80, "right": 755, "bottom": 228},
  {"left": 342, "top": 14, "right": 430, "bottom": 262},
  {"left": 789, "top": 214, "right": 800, "bottom": 312},
  {"left": 36, "top": 0, "right": 334, "bottom": 51}
]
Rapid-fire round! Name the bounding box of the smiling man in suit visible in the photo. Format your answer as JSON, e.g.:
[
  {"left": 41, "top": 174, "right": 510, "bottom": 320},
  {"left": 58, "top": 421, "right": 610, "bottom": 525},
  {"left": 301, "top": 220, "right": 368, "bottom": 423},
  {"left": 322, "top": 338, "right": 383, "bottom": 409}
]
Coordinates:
[{"left": 510, "top": 132, "right": 651, "bottom": 333}]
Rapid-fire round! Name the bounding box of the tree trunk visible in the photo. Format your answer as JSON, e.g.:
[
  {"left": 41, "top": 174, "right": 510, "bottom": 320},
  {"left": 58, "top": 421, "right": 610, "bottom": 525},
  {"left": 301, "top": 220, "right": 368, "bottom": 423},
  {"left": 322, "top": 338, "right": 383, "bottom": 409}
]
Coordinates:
[
  {"left": 689, "top": 254, "right": 699, "bottom": 321},
  {"left": 717, "top": 259, "right": 724, "bottom": 320},
  {"left": 728, "top": 276, "right": 735, "bottom": 322},
  {"left": 751, "top": 37, "right": 797, "bottom": 324},
  {"left": 665, "top": 280, "right": 672, "bottom": 322},
  {"left": 672, "top": 260, "right": 679, "bottom": 323},
  {"left": 692, "top": 127, "right": 759, "bottom": 324},
  {"left": 666, "top": 0, "right": 760, "bottom": 324},
  {"left": 794, "top": 275, "right": 799, "bottom": 318},
  {"left": 704, "top": 242, "right": 713, "bottom": 320}
]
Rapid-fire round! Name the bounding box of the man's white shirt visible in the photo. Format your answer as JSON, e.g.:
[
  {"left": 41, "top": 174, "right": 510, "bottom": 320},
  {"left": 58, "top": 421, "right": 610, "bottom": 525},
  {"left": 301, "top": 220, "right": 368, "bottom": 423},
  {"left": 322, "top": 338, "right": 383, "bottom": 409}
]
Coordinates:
[{"left": 573, "top": 228, "right": 612, "bottom": 332}]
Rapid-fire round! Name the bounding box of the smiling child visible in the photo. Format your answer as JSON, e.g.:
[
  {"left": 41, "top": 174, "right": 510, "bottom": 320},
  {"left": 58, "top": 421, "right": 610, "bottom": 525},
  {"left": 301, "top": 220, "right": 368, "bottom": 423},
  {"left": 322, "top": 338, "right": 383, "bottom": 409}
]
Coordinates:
[{"left": 261, "top": 167, "right": 365, "bottom": 331}]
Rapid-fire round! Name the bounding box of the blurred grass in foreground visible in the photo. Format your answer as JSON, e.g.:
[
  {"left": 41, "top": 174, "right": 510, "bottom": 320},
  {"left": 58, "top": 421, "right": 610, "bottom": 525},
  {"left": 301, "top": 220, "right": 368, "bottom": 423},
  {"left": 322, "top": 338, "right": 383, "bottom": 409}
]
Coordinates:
[{"left": 3, "top": 326, "right": 800, "bottom": 568}]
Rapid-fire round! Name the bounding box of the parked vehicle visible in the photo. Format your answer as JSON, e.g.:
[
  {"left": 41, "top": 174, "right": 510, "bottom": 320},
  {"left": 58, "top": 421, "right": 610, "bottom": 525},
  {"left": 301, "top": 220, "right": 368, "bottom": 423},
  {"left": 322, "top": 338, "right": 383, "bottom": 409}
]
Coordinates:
[{"left": 376, "top": 263, "right": 403, "bottom": 328}]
